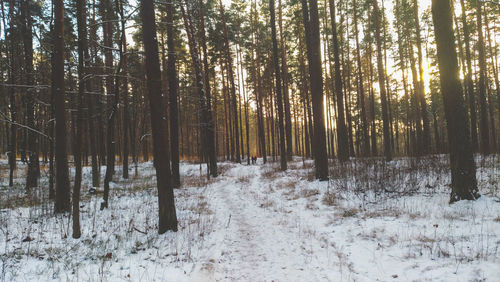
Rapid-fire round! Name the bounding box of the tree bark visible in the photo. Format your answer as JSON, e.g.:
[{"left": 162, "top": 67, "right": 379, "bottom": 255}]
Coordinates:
[
  {"left": 301, "top": 0, "right": 328, "bottom": 180},
  {"left": 353, "top": 0, "right": 370, "bottom": 157},
  {"left": 329, "top": 0, "right": 349, "bottom": 162},
  {"left": 198, "top": 0, "right": 218, "bottom": 177},
  {"left": 102, "top": 0, "right": 116, "bottom": 209},
  {"left": 431, "top": 0, "right": 479, "bottom": 203},
  {"left": 141, "top": 0, "right": 178, "bottom": 233},
  {"left": 270, "top": 0, "right": 287, "bottom": 171},
  {"left": 459, "top": 0, "right": 478, "bottom": 152},
  {"left": 413, "top": 0, "right": 431, "bottom": 153},
  {"left": 53, "top": 0, "right": 71, "bottom": 213},
  {"left": 218, "top": 0, "right": 241, "bottom": 163},
  {"left": 21, "top": 0, "right": 40, "bottom": 191},
  {"left": 167, "top": 0, "right": 182, "bottom": 184},
  {"left": 476, "top": 2, "right": 490, "bottom": 155},
  {"left": 278, "top": 0, "right": 293, "bottom": 159},
  {"left": 372, "top": 0, "right": 392, "bottom": 161},
  {"left": 73, "top": 0, "right": 89, "bottom": 238}
]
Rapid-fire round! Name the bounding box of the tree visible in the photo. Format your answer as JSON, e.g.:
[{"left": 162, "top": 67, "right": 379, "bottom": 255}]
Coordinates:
[
  {"left": 301, "top": 0, "right": 328, "bottom": 180},
  {"left": 7, "top": 0, "right": 17, "bottom": 188},
  {"left": 476, "top": 1, "right": 490, "bottom": 155},
  {"left": 101, "top": 0, "right": 119, "bottom": 209},
  {"left": 73, "top": 0, "right": 89, "bottom": 238},
  {"left": 372, "top": 0, "right": 392, "bottom": 161},
  {"left": 329, "top": 0, "right": 349, "bottom": 162},
  {"left": 431, "top": 0, "right": 480, "bottom": 203},
  {"left": 352, "top": 0, "right": 370, "bottom": 157},
  {"left": 53, "top": 0, "right": 71, "bottom": 213},
  {"left": 21, "top": 0, "right": 40, "bottom": 190},
  {"left": 278, "top": 0, "right": 293, "bottom": 159},
  {"left": 198, "top": 0, "right": 218, "bottom": 178},
  {"left": 167, "top": 0, "right": 181, "bottom": 185},
  {"left": 119, "top": 0, "right": 130, "bottom": 180},
  {"left": 459, "top": 0, "right": 478, "bottom": 152},
  {"left": 413, "top": 0, "right": 431, "bottom": 153},
  {"left": 219, "top": 0, "right": 241, "bottom": 163},
  {"left": 270, "top": 0, "right": 287, "bottom": 171},
  {"left": 141, "top": 0, "right": 178, "bottom": 233},
  {"left": 87, "top": 0, "right": 100, "bottom": 188}
]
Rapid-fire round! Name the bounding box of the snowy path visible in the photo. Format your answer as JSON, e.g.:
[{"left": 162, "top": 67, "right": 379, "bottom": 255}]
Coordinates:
[{"left": 196, "top": 165, "right": 331, "bottom": 281}]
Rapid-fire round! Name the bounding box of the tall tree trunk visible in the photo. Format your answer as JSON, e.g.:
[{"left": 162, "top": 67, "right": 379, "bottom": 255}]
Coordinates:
[
  {"left": 329, "top": 0, "right": 349, "bottom": 162},
  {"left": 353, "top": 0, "right": 370, "bottom": 157},
  {"left": 88, "top": 0, "right": 100, "bottom": 187},
  {"left": 53, "top": 0, "right": 70, "bottom": 213},
  {"left": 372, "top": 0, "right": 392, "bottom": 161},
  {"left": 476, "top": 1, "right": 490, "bottom": 155},
  {"left": 21, "top": 0, "right": 40, "bottom": 190},
  {"left": 484, "top": 6, "right": 500, "bottom": 151},
  {"left": 218, "top": 0, "right": 240, "bottom": 163},
  {"left": 270, "top": 0, "right": 287, "bottom": 171},
  {"left": 102, "top": 0, "right": 116, "bottom": 209},
  {"left": 431, "top": 0, "right": 479, "bottom": 203},
  {"left": 252, "top": 0, "right": 266, "bottom": 163},
  {"left": 167, "top": 0, "right": 181, "bottom": 184},
  {"left": 278, "top": 0, "right": 293, "bottom": 159},
  {"left": 7, "top": 0, "right": 17, "bottom": 187},
  {"left": 408, "top": 41, "right": 424, "bottom": 155},
  {"left": 367, "top": 25, "right": 378, "bottom": 156},
  {"left": 459, "top": 0, "right": 478, "bottom": 151},
  {"left": 301, "top": 0, "right": 328, "bottom": 180},
  {"left": 198, "top": 0, "right": 218, "bottom": 177},
  {"left": 73, "top": 0, "right": 89, "bottom": 238},
  {"left": 119, "top": 0, "right": 129, "bottom": 180},
  {"left": 141, "top": 0, "right": 178, "bottom": 233},
  {"left": 413, "top": 0, "right": 431, "bottom": 153}
]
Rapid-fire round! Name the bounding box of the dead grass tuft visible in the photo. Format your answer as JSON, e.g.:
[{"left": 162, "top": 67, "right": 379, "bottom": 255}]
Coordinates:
[
  {"left": 301, "top": 188, "right": 320, "bottom": 198},
  {"left": 322, "top": 192, "right": 337, "bottom": 206}
]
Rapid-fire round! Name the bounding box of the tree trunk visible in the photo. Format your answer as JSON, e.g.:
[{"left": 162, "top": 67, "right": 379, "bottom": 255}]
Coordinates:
[
  {"left": 119, "top": 0, "right": 129, "bottom": 180},
  {"left": 278, "top": 0, "right": 293, "bottom": 159},
  {"left": 413, "top": 0, "right": 431, "bottom": 153},
  {"left": 353, "top": 0, "right": 370, "bottom": 157},
  {"left": 53, "top": 0, "right": 71, "bottom": 213},
  {"left": 372, "top": 0, "right": 392, "bottom": 161},
  {"left": 270, "top": 0, "right": 287, "bottom": 171},
  {"left": 167, "top": 0, "right": 181, "bottom": 184},
  {"left": 7, "top": 0, "right": 17, "bottom": 187},
  {"left": 301, "top": 0, "right": 328, "bottom": 180},
  {"left": 198, "top": 0, "right": 218, "bottom": 177},
  {"left": 431, "top": 0, "right": 479, "bottom": 203},
  {"left": 329, "top": 0, "right": 349, "bottom": 162},
  {"left": 88, "top": 0, "right": 100, "bottom": 187},
  {"left": 102, "top": 0, "right": 116, "bottom": 209},
  {"left": 476, "top": 2, "right": 489, "bottom": 155},
  {"left": 219, "top": 0, "right": 240, "bottom": 163},
  {"left": 141, "top": 0, "right": 178, "bottom": 233},
  {"left": 73, "top": 0, "right": 89, "bottom": 238},
  {"left": 459, "top": 0, "right": 478, "bottom": 152},
  {"left": 21, "top": 0, "right": 40, "bottom": 191}
]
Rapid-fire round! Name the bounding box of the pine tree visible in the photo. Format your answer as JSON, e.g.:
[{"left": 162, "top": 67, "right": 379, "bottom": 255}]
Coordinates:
[
  {"left": 431, "top": 0, "right": 480, "bottom": 203},
  {"left": 141, "top": 0, "right": 178, "bottom": 233},
  {"left": 53, "top": 0, "right": 71, "bottom": 213}
]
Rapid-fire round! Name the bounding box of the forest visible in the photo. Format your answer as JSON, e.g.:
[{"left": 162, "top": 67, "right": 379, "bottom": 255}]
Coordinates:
[{"left": 0, "top": 0, "right": 499, "bottom": 280}]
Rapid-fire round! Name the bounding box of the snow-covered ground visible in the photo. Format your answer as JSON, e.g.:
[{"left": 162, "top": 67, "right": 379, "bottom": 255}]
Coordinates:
[{"left": 1, "top": 156, "right": 499, "bottom": 281}]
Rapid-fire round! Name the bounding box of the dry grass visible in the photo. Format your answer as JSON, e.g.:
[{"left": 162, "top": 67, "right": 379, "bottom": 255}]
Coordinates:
[
  {"left": 301, "top": 188, "right": 320, "bottom": 198},
  {"left": 322, "top": 192, "right": 338, "bottom": 206}
]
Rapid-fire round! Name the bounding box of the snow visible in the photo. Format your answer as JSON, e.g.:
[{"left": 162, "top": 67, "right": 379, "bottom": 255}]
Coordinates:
[{"left": 1, "top": 157, "right": 499, "bottom": 281}]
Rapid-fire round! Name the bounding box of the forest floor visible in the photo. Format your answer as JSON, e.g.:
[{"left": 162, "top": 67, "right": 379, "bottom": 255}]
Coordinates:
[{"left": 1, "top": 156, "right": 500, "bottom": 281}]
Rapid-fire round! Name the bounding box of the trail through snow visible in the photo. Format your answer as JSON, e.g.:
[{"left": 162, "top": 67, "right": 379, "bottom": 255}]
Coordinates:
[{"left": 201, "top": 165, "right": 326, "bottom": 281}]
